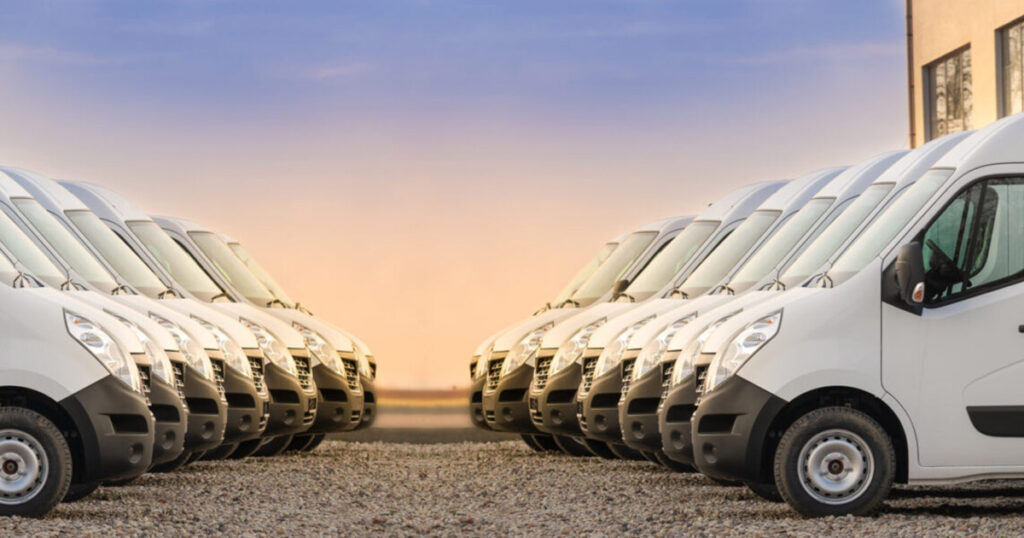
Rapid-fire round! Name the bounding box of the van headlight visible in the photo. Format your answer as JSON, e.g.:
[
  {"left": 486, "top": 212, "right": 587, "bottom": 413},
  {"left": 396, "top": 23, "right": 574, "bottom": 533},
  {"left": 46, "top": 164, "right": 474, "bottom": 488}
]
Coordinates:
[
  {"left": 354, "top": 345, "right": 372, "bottom": 378},
  {"left": 671, "top": 313, "right": 738, "bottom": 387},
  {"left": 240, "top": 317, "right": 297, "bottom": 376},
  {"left": 705, "top": 311, "right": 781, "bottom": 393},
  {"left": 66, "top": 311, "right": 142, "bottom": 393},
  {"left": 501, "top": 323, "right": 554, "bottom": 377},
  {"left": 150, "top": 313, "right": 213, "bottom": 380},
  {"left": 548, "top": 318, "right": 605, "bottom": 377},
  {"left": 108, "top": 313, "right": 174, "bottom": 385},
  {"left": 593, "top": 316, "right": 656, "bottom": 378},
  {"left": 194, "top": 316, "right": 253, "bottom": 379},
  {"left": 632, "top": 314, "right": 696, "bottom": 381},
  {"left": 292, "top": 322, "right": 343, "bottom": 374},
  {"left": 474, "top": 347, "right": 492, "bottom": 380}
]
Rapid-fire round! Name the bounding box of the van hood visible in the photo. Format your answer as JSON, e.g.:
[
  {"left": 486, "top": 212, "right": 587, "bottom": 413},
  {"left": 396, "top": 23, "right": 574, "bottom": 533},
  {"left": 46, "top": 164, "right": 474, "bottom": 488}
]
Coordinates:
[
  {"left": 700, "top": 287, "right": 821, "bottom": 356},
  {"left": 261, "top": 307, "right": 354, "bottom": 353},
  {"left": 109, "top": 294, "right": 218, "bottom": 350},
  {"left": 625, "top": 295, "right": 736, "bottom": 350},
  {"left": 586, "top": 298, "right": 681, "bottom": 349},
  {"left": 491, "top": 307, "right": 584, "bottom": 352},
  {"left": 661, "top": 290, "right": 779, "bottom": 356},
  {"left": 539, "top": 301, "right": 635, "bottom": 349},
  {"left": 29, "top": 288, "right": 145, "bottom": 355},
  {"left": 156, "top": 297, "right": 259, "bottom": 349},
  {"left": 66, "top": 289, "right": 176, "bottom": 352},
  {"left": 207, "top": 302, "right": 305, "bottom": 348}
]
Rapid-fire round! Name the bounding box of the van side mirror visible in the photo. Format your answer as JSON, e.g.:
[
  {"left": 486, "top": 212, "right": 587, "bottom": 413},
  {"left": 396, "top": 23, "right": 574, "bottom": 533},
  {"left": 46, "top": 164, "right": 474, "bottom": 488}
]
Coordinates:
[
  {"left": 612, "top": 279, "right": 630, "bottom": 298},
  {"left": 894, "top": 242, "right": 926, "bottom": 305}
]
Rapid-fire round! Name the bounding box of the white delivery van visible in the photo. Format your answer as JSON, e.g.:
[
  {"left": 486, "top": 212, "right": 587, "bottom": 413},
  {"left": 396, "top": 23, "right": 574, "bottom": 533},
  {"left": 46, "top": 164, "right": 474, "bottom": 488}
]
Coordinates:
[
  {"left": 0, "top": 249, "right": 153, "bottom": 515},
  {"left": 688, "top": 115, "right": 1024, "bottom": 517},
  {"left": 657, "top": 132, "right": 970, "bottom": 472},
  {"left": 62, "top": 181, "right": 317, "bottom": 458}
]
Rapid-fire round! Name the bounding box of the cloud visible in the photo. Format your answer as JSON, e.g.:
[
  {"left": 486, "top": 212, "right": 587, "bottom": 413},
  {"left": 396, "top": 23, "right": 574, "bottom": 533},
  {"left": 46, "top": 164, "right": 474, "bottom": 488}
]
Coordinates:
[{"left": 306, "top": 62, "right": 373, "bottom": 80}]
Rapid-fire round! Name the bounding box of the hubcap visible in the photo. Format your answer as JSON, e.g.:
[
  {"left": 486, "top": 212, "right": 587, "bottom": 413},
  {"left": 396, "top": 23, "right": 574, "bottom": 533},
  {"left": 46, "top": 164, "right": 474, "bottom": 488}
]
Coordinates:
[
  {"left": 0, "top": 429, "right": 48, "bottom": 505},
  {"left": 797, "top": 428, "right": 873, "bottom": 505}
]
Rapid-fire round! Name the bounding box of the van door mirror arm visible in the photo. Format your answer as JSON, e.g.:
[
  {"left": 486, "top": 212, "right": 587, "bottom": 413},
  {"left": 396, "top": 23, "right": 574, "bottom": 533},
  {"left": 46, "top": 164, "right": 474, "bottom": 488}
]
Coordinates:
[{"left": 887, "top": 241, "right": 926, "bottom": 314}]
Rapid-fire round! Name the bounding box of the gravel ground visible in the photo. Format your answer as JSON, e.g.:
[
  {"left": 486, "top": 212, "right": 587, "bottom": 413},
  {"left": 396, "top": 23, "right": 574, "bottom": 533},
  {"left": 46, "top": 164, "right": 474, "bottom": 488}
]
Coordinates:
[{"left": 5, "top": 440, "right": 1024, "bottom": 536}]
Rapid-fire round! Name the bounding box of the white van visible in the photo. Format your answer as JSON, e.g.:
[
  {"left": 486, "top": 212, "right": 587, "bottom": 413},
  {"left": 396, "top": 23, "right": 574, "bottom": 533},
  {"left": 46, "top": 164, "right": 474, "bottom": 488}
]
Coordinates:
[
  {"left": 155, "top": 216, "right": 366, "bottom": 445},
  {"left": 63, "top": 181, "right": 318, "bottom": 457},
  {"left": 657, "top": 132, "right": 971, "bottom": 471},
  {"left": 0, "top": 251, "right": 154, "bottom": 516},
  {"left": 480, "top": 215, "right": 695, "bottom": 442},
  {"left": 688, "top": 115, "right": 1024, "bottom": 517},
  {"left": 608, "top": 152, "right": 906, "bottom": 465}
]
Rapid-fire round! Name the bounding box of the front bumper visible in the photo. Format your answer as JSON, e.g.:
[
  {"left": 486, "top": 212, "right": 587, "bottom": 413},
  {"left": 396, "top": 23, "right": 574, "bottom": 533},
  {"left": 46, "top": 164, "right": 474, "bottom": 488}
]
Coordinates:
[
  {"left": 263, "top": 357, "right": 316, "bottom": 437},
  {"left": 619, "top": 359, "right": 668, "bottom": 453},
  {"left": 59, "top": 375, "right": 154, "bottom": 483},
  {"left": 690, "top": 375, "right": 786, "bottom": 484},
  {"left": 215, "top": 350, "right": 268, "bottom": 444},
  {"left": 309, "top": 360, "right": 363, "bottom": 433},
  {"left": 141, "top": 362, "right": 187, "bottom": 466},
  {"left": 356, "top": 374, "right": 375, "bottom": 430},
  {"left": 659, "top": 369, "right": 700, "bottom": 466},
  {"left": 481, "top": 352, "right": 537, "bottom": 433},
  {"left": 175, "top": 352, "right": 228, "bottom": 453},
  {"left": 469, "top": 374, "right": 489, "bottom": 430},
  {"left": 529, "top": 351, "right": 582, "bottom": 436},
  {"left": 578, "top": 354, "right": 629, "bottom": 443}
]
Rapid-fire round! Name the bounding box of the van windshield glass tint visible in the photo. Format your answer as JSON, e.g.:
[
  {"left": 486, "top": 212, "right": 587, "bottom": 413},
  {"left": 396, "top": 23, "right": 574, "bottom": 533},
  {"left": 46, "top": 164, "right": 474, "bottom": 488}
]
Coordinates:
[
  {"left": 678, "top": 211, "right": 780, "bottom": 296},
  {"left": 189, "top": 232, "right": 276, "bottom": 305},
  {"left": 829, "top": 169, "right": 954, "bottom": 283},
  {"left": 727, "top": 199, "right": 833, "bottom": 292},
  {"left": 127, "top": 221, "right": 224, "bottom": 301},
  {"left": 779, "top": 184, "right": 894, "bottom": 286},
  {"left": 13, "top": 199, "right": 119, "bottom": 292},
  {"left": 623, "top": 221, "right": 719, "bottom": 300},
  {"left": 0, "top": 210, "right": 65, "bottom": 287},
  {"left": 552, "top": 242, "right": 617, "bottom": 305},
  {"left": 67, "top": 210, "right": 168, "bottom": 297},
  {"left": 571, "top": 232, "right": 657, "bottom": 303},
  {"left": 229, "top": 243, "right": 296, "bottom": 306}
]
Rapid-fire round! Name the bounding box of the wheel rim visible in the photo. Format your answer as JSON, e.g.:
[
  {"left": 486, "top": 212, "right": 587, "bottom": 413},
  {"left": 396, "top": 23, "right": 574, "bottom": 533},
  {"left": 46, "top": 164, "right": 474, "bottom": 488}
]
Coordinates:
[
  {"left": 0, "top": 429, "right": 48, "bottom": 505},
  {"left": 797, "top": 428, "right": 873, "bottom": 505}
]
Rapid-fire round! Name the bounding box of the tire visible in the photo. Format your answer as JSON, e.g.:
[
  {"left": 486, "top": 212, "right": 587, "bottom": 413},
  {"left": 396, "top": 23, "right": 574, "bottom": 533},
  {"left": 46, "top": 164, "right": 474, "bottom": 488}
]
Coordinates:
[
  {"left": 229, "top": 438, "right": 263, "bottom": 460},
  {"left": 552, "top": 435, "right": 593, "bottom": 457},
  {"left": 252, "top": 435, "right": 293, "bottom": 457},
  {"left": 103, "top": 476, "right": 138, "bottom": 487},
  {"left": 0, "top": 407, "right": 73, "bottom": 517},
  {"left": 186, "top": 451, "right": 205, "bottom": 464},
  {"left": 520, "top": 434, "right": 545, "bottom": 452},
  {"left": 532, "top": 434, "right": 560, "bottom": 451},
  {"left": 301, "top": 434, "right": 326, "bottom": 452},
  {"left": 608, "top": 443, "right": 645, "bottom": 461},
  {"left": 641, "top": 451, "right": 660, "bottom": 464},
  {"left": 201, "top": 443, "right": 238, "bottom": 461},
  {"left": 582, "top": 439, "right": 617, "bottom": 459},
  {"left": 655, "top": 450, "right": 695, "bottom": 473},
  {"left": 286, "top": 434, "right": 315, "bottom": 452},
  {"left": 706, "top": 476, "right": 742, "bottom": 487},
  {"left": 150, "top": 450, "right": 193, "bottom": 473},
  {"left": 774, "top": 406, "right": 895, "bottom": 517},
  {"left": 745, "top": 480, "right": 783, "bottom": 502},
  {"left": 62, "top": 481, "right": 99, "bottom": 503}
]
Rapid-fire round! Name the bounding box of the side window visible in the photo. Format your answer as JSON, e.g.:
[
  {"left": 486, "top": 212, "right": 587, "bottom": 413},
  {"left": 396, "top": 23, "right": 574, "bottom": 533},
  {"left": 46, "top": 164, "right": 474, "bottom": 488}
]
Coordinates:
[{"left": 922, "top": 178, "right": 1024, "bottom": 304}]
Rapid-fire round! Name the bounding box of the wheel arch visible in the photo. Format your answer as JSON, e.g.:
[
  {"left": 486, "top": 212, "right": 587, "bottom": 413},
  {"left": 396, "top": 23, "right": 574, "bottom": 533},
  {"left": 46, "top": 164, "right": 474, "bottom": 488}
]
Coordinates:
[{"left": 0, "top": 386, "right": 87, "bottom": 484}]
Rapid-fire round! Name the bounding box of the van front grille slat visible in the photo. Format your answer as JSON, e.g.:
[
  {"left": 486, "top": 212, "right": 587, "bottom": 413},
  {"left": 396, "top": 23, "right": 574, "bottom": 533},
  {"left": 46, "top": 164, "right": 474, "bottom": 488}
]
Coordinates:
[
  {"left": 694, "top": 365, "right": 709, "bottom": 404},
  {"left": 533, "top": 356, "right": 553, "bottom": 389},
  {"left": 486, "top": 359, "right": 503, "bottom": 391},
  {"left": 620, "top": 358, "right": 636, "bottom": 400},
  {"left": 294, "top": 356, "right": 313, "bottom": 389},
  {"left": 171, "top": 362, "right": 188, "bottom": 405},
  {"left": 248, "top": 356, "right": 265, "bottom": 392},
  {"left": 580, "top": 357, "right": 598, "bottom": 394},
  {"left": 210, "top": 358, "right": 227, "bottom": 402},
  {"left": 137, "top": 365, "right": 152, "bottom": 406},
  {"left": 342, "top": 359, "right": 359, "bottom": 390}
]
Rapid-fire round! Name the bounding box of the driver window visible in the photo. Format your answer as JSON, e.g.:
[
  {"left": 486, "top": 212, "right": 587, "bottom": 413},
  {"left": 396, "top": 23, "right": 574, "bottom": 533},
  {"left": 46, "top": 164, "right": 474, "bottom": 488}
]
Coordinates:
[{"left": 922, "top": 178, "right": 1024, "bottom": 304}]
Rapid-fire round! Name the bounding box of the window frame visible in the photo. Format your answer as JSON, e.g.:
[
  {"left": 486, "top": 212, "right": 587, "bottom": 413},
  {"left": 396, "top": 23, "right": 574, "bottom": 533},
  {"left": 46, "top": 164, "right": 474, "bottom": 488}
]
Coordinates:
[
  {"left": 996, "top": 15, "right": 1024, "bottom": 118},
  {"left": 923, "top": 44, "right": 973, "bottom": 141}
]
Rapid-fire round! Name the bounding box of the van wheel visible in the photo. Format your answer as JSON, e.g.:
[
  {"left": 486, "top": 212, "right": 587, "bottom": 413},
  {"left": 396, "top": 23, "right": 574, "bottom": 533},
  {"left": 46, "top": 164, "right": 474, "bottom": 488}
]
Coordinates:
[
  {"left": 640, "top": 451, "right": 660, "bottom": 463},
  {"left": 532, "top": 434, "right": 560, "bottom": 451},
  {"left": 201, "top": 443, "right": 238, "bottom": 461},
  {"left": 286, "top": 434, "right": 314, "bottom": 452},
  {"left": 706, "top": 476, "right": 742, "bottom": 487},
  {"left": 150, "top": 450, "right": 192, "bottom": 473},
  {"left": 520, "top": 434, "right": 544, "bottom": 452},
  {"left": 301, "top": 434, "right": 326, "bottom": 452},
  {"left": 103, "top": 476, "right": 138, "bottom": 487},
  {"left": 655, "top": 450, "right": 695, "bottom": 473},
  {"left": 0, "top": 408, "right": 72, "bottom": 517},
  {"left": 608, "top": 443, "right": 645, "bottom": 460},
  {"left": 229, "top": 439, "right": 263, "bottom": 460},
  {"left": 744, "top": 480, "right": 782, "bottom": 502},
  {"left": 552, "top": 435, "right": 592, "bottom": 457},
  {"left": 581, "top": 439, "right": 617, "bottom": 459},
  {"left": 253, "top": 435, "right": 293, "bottom": 457},
  {"left": 62, "top": 481, "right": 99, "bottom": 502},
  {"left": 774, "top": 406, "right": 895, "bottom": 517}
]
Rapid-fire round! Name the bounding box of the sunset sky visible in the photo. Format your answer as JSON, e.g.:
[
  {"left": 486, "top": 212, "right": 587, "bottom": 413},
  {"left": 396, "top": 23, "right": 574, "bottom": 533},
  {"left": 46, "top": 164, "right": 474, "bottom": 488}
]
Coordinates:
[{"left": 0, "top": 1, "right": 908, "bottom": 389}]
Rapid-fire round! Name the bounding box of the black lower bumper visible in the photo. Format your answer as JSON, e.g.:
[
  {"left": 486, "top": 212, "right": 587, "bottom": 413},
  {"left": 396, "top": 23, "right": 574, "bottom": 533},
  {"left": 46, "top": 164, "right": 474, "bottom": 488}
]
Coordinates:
[
  {"left": 60, "top": 375, "right": 154, "bottom": 483},
  {"left": 219, "top": 359, "right": 268, "bottom": 443},
  {"left": 530, "top": 361, "right": 582, "bottom": 436},
  {"left": 659, "top": 372, "right": 699, "bottom": 466},
  {"left": 356, "top": 375, "right": 375, "bottom": 430},
  {"left": 482, "top": 364, "right": 537, "bottom": 433},
  {"left": 146, "top": 374, "right": 187, "bottom": 466},
  {"left": 263, "top": 361, "right": 316, "bottom": 437},
  {"left": 619, "top": 366, "right": 665, "bottom": 453},
  {"left": 690, "top": 375, "right": 786, "bottom": 484},
  {"left": 181, "top": 360, "right": 228, "bottom": 453},
  {"left": 469, "top": 374, "right": 489, "bottom": 430},
  {"left": 578, "top": 367, "right": 625, "bottom": 443},
  {"left": 309, "top": 363, "right": 363, "bottom": 433}
]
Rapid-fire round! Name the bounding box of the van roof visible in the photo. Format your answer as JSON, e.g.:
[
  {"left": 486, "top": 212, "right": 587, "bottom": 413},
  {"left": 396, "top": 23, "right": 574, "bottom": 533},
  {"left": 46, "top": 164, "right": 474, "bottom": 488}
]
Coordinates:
[
  {"left": 815, "top": 153, "right": 905, "bottom": 200},
  {"left": 60, "top": 181, "right": 155, "bottom": 223},
  {"left": 873, "top": 131, "right": 972, "bottom": 188},
  {"left": 934, "top": 113, "right": 1024, "bottom": 171},
  {"left": 694, "top": 180, "right": 790, "bottom": 225},
  {"left": 0, "top": 169, "right": 36, "bottom": 200},
  {"left": 1, "top": 168, "right": 91, "bottom": 212},
  {"left": 756, "top": 167, "right": 844, "bottom": 214}
]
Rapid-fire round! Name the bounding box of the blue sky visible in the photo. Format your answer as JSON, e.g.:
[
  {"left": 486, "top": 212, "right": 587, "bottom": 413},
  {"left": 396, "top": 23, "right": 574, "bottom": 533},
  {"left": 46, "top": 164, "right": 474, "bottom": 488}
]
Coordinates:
[{"left": 0, "top": 1, "right": 910, "bottom": 388}]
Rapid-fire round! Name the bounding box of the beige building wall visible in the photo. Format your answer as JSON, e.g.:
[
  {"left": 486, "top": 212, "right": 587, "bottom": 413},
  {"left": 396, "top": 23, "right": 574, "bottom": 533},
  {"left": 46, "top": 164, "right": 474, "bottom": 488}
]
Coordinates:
[{"left": 909, "top": 0, "right": 1024, "bottom": 147}]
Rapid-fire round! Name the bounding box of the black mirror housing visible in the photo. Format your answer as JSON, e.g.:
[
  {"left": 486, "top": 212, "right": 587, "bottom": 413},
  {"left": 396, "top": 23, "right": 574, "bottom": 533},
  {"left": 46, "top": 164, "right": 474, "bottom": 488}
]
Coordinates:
[
  {"left": 894, "top": 242, "right": 926, "bottom": 305},
  {"left": 611, "top": 279, "right": 630, "bottom": 298}
]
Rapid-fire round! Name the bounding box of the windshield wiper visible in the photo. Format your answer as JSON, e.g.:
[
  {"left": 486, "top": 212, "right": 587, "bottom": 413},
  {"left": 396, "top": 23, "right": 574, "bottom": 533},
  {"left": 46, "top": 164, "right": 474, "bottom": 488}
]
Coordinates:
[
  {"left": 266, "top": 298, "right": 287, "bottom": 308},
  {"left": 294, "top": 302, "right": 313, "bottom": 315},
  {"left": 617, "top": 293, "right": 637, "bottom": 303},
  {"left": 670, "top": 288, "right": 689, "bottom": 299},
  {"left": 12, "top": 271, "right": 39, "bottom": 289},
  {"left": 210, "top": 292, "right": 230, "bottom": 302},
  {"left": 59, "top": 278, "right": 78, "bottom": 291},
  {"left": 558, "top": 299, "right": 580, "bottom": 308},
  {"left": 158, "top": 287, "right": 179, "bottom": 299},
  {"left": 111, "top": 283, "right": 131, "bottom": 295}
]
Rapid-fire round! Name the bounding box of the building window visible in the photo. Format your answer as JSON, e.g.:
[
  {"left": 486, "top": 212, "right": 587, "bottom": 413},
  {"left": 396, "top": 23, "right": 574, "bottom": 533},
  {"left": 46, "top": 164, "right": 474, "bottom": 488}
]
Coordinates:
[
  {"left": 999, "top": 19, "right": 1024, "bottom": 117},
  {"left": 926, "top": 47, "right": 972, "bottom": 140}
]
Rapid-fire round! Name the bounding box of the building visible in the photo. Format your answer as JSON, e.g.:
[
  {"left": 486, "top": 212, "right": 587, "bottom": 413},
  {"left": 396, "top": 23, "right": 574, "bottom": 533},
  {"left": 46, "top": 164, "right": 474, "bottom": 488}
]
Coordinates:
[{"left": 907, "top": 0, "right": 1024, "bottom": 147}]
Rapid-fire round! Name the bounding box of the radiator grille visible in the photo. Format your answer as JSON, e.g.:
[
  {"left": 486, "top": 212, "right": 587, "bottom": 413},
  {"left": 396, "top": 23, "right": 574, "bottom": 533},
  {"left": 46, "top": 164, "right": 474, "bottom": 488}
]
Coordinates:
[
  {"left": 580, "top": 357, "right": 598, "bottom": 393},
  {"left": 619, "top": 358, "right": 636, "bottom": 399},
  {"left": 248, "top": 356, "right": 265, "bottom": 392},
  {"left": 486, "top": 359, "right": 503, "bottom": 391},
  {"left": 694, "top": 364, "right": 709, "bottom": 404},
  {"left": 137, "top": 365, "right": 152, "bottom": 406},
  {"left": 294, "top": 356, "right": 313, "bottom": 389},
  {"left": 171, "top": 362, "right": 187, "bottom": 403},
  {"left": 342, "top": 359, "right": 359, "bottom": 390},
  {"left": 533, "top": 356, "right": 553, "bottom": 389},
  {"left": 210, "top": 358, "right": 227, "bottom": 402}
]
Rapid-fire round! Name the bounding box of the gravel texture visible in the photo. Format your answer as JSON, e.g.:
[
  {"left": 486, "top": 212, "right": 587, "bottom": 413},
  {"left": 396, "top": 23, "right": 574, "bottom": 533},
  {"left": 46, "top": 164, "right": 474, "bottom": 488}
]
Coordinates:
[{"left": 5, "top": 440, "right": 1024, "bottom": 536}]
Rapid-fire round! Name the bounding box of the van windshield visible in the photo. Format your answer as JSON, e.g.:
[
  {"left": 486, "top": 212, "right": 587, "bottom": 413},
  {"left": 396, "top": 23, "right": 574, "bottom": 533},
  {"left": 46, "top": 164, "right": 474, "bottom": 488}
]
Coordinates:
[
  {"left": 0, "top": 210, "right": 65, "bottom": 288},
  {"left": 189, "top": 232, "right": 276, "bottom": 306},
  {"left": 726, "top": 199, "right": 833, "bottom": 292},
  {"left": 551, "top": 242, "right": 617, "bottom": 306},
  {"left": 67, "top": 210, "right": 169, "bottom": 298},
  {"left": 13, "top": 199, "right": 119, "bottom": 293},
  {"left": 127, "top": 221, "right": 225, "bottom": 302},
  {"left": 228, "top": 242, "right": 296, "bottom": 306},
  {"left": 780, "top": 183, "right": 894, "bottom": 287},
  {"left": 828, "top": 169, "right": 954, "bottom": 283},
  {"left": 571, "top": 231, "right": 657, "bottom": 304},
  {"left": 623, "top": 221, "right": 719, "bottom": 301},
  {"left": 678, "top": 210, "right": 780, "bottom": 297}
]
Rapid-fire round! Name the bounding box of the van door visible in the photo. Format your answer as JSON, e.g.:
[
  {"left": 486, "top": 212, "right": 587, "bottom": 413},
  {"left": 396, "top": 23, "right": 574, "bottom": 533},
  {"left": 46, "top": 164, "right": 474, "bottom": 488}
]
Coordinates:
[{"left": 883, "top": 176, "right": 1024, "bottom": 467}]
